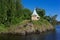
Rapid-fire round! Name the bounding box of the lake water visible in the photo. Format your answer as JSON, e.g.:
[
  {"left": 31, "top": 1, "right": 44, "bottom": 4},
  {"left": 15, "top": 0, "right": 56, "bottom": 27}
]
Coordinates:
[{"left": 0, "top": 25, "right": 60, "bottom": 40}]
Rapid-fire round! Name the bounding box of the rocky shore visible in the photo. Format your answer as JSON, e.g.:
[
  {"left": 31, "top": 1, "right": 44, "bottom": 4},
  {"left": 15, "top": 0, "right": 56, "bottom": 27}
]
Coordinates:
[{"left": 0, "top": 20, "right": 55, "bottom": 35}]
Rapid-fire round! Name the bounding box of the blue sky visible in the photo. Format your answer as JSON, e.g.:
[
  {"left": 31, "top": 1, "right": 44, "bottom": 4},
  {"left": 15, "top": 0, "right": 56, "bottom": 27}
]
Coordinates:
[{"left": 22, "top": 0, "right": 60, "bottom": 21}]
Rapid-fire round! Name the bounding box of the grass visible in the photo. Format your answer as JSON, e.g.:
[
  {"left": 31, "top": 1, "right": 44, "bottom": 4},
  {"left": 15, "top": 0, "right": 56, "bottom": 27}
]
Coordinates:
[
  {"left": 32, "top": 18, "right": 53, "bottom": 30},
  {"left": 0, "top": 24, "right": 8, "bottom": 32}
]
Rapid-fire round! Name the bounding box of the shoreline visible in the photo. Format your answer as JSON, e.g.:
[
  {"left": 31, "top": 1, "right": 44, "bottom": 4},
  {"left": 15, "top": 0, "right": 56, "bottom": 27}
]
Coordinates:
[
  {"left": 0, "top": 29, "right": 55, "bottom": 36},
  {"left": 0, "top": 20, "right": 55, "bottom": 35}
]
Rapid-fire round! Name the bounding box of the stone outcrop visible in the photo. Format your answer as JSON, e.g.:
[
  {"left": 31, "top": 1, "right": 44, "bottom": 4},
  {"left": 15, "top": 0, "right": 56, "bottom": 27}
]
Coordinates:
[
  {"left": 0, "top": 20, "right": 53, "bottom": 35},
  {"left": 7, "top": 21, "right": 54, "bottom": 35}
]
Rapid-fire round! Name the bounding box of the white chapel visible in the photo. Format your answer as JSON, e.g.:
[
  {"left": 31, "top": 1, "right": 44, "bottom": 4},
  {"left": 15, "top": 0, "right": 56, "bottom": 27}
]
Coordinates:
[{"left": 31, "top": 8, "right": 40, "bottom": 20}]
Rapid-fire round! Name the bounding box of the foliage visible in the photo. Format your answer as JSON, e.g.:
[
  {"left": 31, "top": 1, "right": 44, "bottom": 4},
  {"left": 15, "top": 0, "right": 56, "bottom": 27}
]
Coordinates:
[
  {"left": 44, "top": 16, "right": 51, "bottom": 22},
  {"left": 0, "top": 0, "right": 57, "bottom": 32},
  {"left": 22, "top": 8, "right": 32, "bottom": 20},
  {"left": 32, "top": 18, "right": 53, "bottom": 30},
  {"left": 44, "top": 15, "right": 57, "bottom": 26},
  {"left": 36, "top": 8, "right": 57, "bottom": 26},
  {"left": 50, "top": 15, "right": 57, "bottom": 26},
  {"left": 36, "top": 8, "right": 45, "bottom": 17},
  {"left": 0, "top": 0, "right": 23, "bottom": 27}
]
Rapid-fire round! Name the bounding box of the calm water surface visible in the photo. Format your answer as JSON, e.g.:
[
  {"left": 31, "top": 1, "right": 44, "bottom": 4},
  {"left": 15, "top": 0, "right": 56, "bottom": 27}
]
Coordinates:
[{"left": 0, "top": 25, "right": 60, "bottom": 40}]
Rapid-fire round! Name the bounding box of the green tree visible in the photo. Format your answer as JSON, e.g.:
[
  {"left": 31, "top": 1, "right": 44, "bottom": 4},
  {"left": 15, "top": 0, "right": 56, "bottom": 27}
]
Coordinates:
[
  {"left": 36, "top": 8, "right": 45, "bottom": 17},
  {"left": 22, "top": 8, "right": 32, "bottom": 20},
  {"left": 4, "top": 0, "right": 17, "bottom": 26},
  {"left": 51, "top": 15, "right": 57, "bottom": 26},
  {"left": 44, "top": 16, "right": 51, "bottom": 22},
  {"left": 0, "top": 0, "right": 7, "bottom": 24},
  {"left": 0, "top": 0, "right": 23, "bottom": 27},
  {"left": 16, "top": 0, "right": 23, "bottom": 17}
]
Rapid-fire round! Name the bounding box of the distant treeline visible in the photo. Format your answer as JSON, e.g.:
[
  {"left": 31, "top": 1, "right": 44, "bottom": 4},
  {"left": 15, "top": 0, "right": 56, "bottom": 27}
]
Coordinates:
[{"left": 57, "top": 21, "right": 60, "bottom": 25}]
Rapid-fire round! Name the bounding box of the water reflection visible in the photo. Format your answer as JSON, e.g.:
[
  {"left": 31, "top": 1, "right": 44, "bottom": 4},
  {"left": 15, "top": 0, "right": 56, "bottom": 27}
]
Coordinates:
[
  {"left": 0, "top": 31, "right": 56, "bottom": 40},
  {"left": 25, "top": 31, "right": 56, "bottom": 40},
  {"left": 0, "top": 25, "right": 60, "bottom": 40}
]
